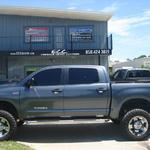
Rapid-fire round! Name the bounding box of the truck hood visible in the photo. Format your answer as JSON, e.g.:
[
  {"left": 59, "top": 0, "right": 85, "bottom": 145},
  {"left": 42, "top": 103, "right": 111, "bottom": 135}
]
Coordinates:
[
  {"left": 0, "top": 83, "right": 18, "bottom": 88},
  {"left": 0, "top": 83, "right": 21, "bottom": 99}
]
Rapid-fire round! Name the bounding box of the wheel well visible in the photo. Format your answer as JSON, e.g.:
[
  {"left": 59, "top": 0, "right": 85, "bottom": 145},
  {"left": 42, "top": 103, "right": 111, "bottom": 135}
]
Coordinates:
[
  {"left": 0, "top": 101, "right": 18, "bottom": 119},
  {"left": 119, "top": 99, "right": 150, "bottom": 119}
]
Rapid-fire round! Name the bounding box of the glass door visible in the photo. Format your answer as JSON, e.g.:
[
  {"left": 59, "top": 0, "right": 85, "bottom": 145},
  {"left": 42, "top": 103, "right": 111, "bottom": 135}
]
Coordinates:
[{"left": 53, "top": 27, "right": 65, "bottom": 49}]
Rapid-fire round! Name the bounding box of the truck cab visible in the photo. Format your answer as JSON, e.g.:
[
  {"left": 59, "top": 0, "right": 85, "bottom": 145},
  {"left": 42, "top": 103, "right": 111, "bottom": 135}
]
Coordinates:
[{"left": 20, "top": 65, "right": 110, "bottom": 119}]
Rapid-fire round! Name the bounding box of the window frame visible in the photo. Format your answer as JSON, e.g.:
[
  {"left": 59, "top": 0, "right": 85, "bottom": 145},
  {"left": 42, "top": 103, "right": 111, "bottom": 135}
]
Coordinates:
[
  {"left": 126, "top": 70, "right": 150, "bottom": 78},
  {"left": 66, "top": 67, "right": 100, "bottom": 85},
  {"left": 28, "top": 68, "right": 64, "bottom": 86},
  {"left": 139, "top": 70, "right": 150, "bottom": 77},
  {"left": 113, "top": 69, "right": 127, "bottom": 80}
]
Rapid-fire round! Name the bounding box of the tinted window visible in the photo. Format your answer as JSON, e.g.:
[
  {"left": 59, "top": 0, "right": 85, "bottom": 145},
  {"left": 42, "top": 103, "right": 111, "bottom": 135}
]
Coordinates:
[
  {"left": 127, "top": 70, "right": 150, "bottom": 78},
  {"left": 113, "top": 69, "right": 127, "bottom": 80},
  {"left": 32, "top": 69, "right": 61, "bottom": 86},
  {"left": 69, "top": 68, "right": 99, "bottom": 84},
  {"left": 128, "top": 71, "right": 135, "bottom": 78},
  {"left": 140, "top": 70, "right": 150, "bottom": 77},
  {"left": 134, "top": 71, "right": 142, "bottom": 77}
]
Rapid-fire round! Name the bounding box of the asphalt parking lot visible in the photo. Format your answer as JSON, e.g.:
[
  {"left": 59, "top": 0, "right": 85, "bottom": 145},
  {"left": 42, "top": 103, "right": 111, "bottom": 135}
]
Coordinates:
[{"left": 14, "top": 120, "right": 150, "bottom": 150}]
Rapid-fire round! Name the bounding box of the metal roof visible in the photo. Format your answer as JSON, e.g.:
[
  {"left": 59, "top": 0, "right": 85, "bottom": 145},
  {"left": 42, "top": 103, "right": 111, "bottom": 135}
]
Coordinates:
[{"left": 0, "top": 6, "right": 112, "bottom": 21}]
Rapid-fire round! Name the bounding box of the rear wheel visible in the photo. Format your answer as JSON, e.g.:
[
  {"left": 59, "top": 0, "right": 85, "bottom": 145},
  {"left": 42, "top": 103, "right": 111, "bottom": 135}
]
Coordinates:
[
  {"left": 121, "top": 109, "right": 150, "bottom": 141},
  {"left": 0, "top": 110, "right": 17, "bottom": 141}
]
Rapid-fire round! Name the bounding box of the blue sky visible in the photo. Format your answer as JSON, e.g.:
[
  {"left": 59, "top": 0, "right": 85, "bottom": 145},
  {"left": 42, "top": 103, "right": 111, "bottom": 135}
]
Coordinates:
[{"left": 0, "top": 0, "right": 150, "bottom": 61}]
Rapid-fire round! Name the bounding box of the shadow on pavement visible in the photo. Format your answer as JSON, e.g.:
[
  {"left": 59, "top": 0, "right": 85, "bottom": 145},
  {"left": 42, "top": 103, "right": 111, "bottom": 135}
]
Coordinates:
[{"left": 14, "top": 122, "right": 128, "bottom": 143}]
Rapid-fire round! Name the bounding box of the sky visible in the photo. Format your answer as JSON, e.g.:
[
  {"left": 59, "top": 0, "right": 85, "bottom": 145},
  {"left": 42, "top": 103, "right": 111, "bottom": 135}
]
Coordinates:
[{"left": 0, "top": 0, "right": 150, "bottom": 61}]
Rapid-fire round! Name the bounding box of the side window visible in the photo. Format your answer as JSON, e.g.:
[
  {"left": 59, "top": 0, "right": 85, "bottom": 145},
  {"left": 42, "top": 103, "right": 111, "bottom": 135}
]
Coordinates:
[
  {"left": 127, "top": 71, "right": 135, "bottom": 78},
  {"left": 113, "top": 70, "right": 126, "bottom": 80},
  {"left": 134, "top": 71, "right": 142, "bottom": 77},
  {"left": 32, "top": 69, "right": 61, "bottom": 86},
  {"left": 140, "top": 70, "right": 150, "bottom": 77},
  {"left": 69, "top": 68, "right": 99, "bottom": 84}
]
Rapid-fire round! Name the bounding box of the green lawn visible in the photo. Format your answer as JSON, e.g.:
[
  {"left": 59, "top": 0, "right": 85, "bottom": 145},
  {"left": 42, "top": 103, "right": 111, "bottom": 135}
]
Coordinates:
[{"left": 0, "top": 141, "right": 34, "bottom": 150}]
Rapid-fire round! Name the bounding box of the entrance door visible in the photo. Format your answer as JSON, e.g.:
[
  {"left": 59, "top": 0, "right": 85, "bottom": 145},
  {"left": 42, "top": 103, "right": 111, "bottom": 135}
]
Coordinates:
[{"left": 53, "top": 27, "right": 65, "bottom": 49}]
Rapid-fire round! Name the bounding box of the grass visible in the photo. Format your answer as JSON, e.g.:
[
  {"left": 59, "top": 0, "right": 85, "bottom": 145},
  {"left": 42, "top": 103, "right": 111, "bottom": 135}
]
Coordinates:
[{"left": 0, "top": 141, "right": 34, "bottom": 150}]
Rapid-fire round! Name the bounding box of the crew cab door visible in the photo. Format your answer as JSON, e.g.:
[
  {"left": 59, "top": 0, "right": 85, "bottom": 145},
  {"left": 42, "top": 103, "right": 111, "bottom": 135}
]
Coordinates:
[
  {"left": 20, "top": 68, "right": 64, "bottom": 118},
  {"left": 63, "top": 67, "right": 110, "bottom": 117}
]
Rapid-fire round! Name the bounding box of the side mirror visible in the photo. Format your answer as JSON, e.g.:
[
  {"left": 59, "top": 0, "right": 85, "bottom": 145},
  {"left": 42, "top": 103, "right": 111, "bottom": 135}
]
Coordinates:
[{"left": 25, "top": 78, "right": 35, "bottom": 88}]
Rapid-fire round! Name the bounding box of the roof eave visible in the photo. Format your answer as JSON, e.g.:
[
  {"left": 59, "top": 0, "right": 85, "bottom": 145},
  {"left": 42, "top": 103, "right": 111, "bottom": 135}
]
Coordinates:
[{"left": 0, "top": 6, "right": 113, "bottom": 21}]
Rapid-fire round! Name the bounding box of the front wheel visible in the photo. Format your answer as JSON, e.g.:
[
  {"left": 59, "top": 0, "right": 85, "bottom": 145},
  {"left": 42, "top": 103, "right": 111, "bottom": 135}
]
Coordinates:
[
  {"left": 121, "top": 109, "right": 150, "bottom": 141},
  {"left": 0, "top": 110, "right": 17, "bottom": 141}
]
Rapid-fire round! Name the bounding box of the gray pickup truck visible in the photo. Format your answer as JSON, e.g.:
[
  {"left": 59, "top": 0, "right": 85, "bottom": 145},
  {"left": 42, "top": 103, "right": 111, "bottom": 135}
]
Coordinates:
[
  {"left": 0, "top": 65, "right": 150, "bottom": 141},
  {"left": 112, "top": 68, "right": 150, "bottom": 83}
]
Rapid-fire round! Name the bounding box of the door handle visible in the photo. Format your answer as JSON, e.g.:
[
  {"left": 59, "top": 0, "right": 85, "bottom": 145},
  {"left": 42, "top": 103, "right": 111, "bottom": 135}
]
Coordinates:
[
  {"left": 96, "top": 88, "right": 107, "bottom": 94},
  {"left": 51, "top": 89, "right": 62, "bottom": 94}
]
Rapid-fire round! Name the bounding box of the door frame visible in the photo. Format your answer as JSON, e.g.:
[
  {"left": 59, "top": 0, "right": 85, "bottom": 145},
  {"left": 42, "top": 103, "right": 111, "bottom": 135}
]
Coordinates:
[
  {"left": 20, "top": 67, "right": 66, "bottom": 118},
  {"left": 52, "top": 26, "right": 67, "bottom": 49}
]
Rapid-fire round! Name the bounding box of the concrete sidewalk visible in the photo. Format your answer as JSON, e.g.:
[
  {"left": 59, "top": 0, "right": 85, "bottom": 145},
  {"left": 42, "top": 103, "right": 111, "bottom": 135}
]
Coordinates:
[
  {"left": 20, "top": 141, "right": 150, "bottom": 150},
  {"left": 15, "top": 121, "right": 150, "bottom": 150}
]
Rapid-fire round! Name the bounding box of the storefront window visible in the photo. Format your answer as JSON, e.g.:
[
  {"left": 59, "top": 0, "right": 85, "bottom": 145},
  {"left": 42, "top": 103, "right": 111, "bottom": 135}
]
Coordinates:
[
  {"left": 69, "top": 26, "right": 93, "bottom": 41},
  {"left": 25, "top": 27, "right": 49, "bottom": 42},
  {"left": 25, "top": 66, "right": 41, "bottom": 76}
]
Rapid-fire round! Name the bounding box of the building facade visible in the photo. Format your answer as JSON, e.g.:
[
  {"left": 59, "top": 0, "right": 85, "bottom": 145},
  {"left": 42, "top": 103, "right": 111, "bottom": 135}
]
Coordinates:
[{"left": 0, "top": 7, "right": 112, "bottom": 81}]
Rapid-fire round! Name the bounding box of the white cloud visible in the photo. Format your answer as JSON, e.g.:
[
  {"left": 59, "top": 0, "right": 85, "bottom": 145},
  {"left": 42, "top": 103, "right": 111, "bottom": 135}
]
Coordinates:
[
  {"left": 109, "top": 19, "right": 130, "bottom": 36},
  {"left": 85, "top": 8, "right": 94, "bottom": 11},
  {"left": 108, "top": 9, "right": 150, "bottom": 36},
  {"left": 111, "top": 34, "right": 150, "bottom": 61},
  {"left": 67, "top": 0, "right": 96, "bottom": 11},
  {"left": 67, "top": 6, "right": 77, "bottom": 10},
  {"left": 68, "top": 0, "right": 96, "bottom": 7},
  {"left": 102, "top": 3, "right": 119, "bottom": 13},
  {"left": 144, "top": 9, "right": 150, "bottom": 16}
]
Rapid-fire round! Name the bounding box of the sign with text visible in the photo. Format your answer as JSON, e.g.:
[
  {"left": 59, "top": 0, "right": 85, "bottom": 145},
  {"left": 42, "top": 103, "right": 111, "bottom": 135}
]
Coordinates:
[
  {"left": 0, "top": 49, "right": 112, "bottom": 56},
  {"left": 69, "top": 26, "right": 93, "bottom": 41},
  {"left": 25, "top": 27, "right": 49, "bottom": 42}
]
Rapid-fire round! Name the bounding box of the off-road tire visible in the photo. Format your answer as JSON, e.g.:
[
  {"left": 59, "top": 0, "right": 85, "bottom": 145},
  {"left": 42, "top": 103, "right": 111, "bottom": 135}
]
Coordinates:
[
  {"left": 121, "top": 109, "right": 150, "bottom": 141},
  {"left": 0, "top": 110, "right": 17, "bottom": 141}
]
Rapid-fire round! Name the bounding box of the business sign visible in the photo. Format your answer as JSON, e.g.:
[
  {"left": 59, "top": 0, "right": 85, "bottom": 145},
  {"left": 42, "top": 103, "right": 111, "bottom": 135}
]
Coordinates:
[
  {"left": 85, "top": 49, "right": 111, "bottom": 55},
  {"left": 25, "top": 27, "right": 49, "bottom": 42},
  {"left": 69, "top": 26, "right": 93, "bottom": 41},
  {"left": 3, "top": 49, "right": 111, "bottom": 56}
]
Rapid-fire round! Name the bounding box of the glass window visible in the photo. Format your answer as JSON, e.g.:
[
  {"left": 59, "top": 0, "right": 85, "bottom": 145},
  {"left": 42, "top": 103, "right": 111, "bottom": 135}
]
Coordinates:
[
  {"left": 134, "top": 71, "right": 142, "bottom": 77},
  {"left": 69, "top": 68, "right": 99, "bottom": 84},
  {"left": 113, "top": 69, "right": 127, "bottom": 80},
  {"left": 69, "top": 26, "right": 93, "bottom": 41},
  {"left": 141, "top": 70, "right": 150, "bottom": 77},
  {"left": 127, "top": 70, "right": 150, "bottom": 78},
  {"left": 128, "top": 71, "right": 135, "bottom": 78},
  {"left": 32, "top": 69, "right": 61, "bottom": 86}
]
